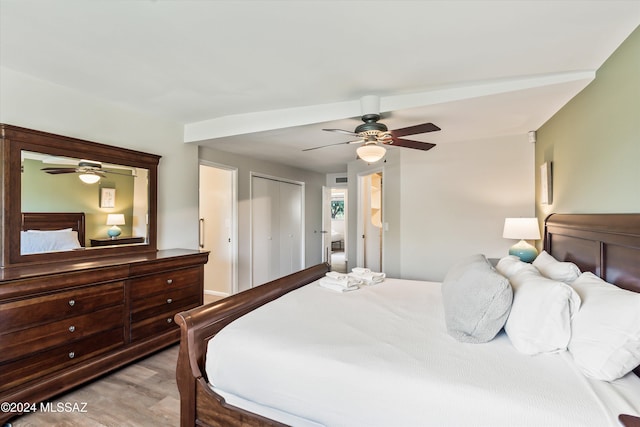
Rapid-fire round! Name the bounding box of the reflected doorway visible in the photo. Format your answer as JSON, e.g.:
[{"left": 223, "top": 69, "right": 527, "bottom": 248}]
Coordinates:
[
  {"left": 322, "top": 187, "right": 348, "bottom": 273},
  {"left": 199, "top": 162, "right": 237, "bottom": 299}
]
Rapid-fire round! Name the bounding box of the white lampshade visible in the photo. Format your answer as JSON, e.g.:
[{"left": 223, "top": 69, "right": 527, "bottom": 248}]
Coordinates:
[
  {"left": 356, "top": 143, "right": 386, "bottom": 163},
  {"left": 106, "top": 214, "right": 125, "bottom": 226},
  {"left": 502, "top": 218, "right": 541, "bottom": 240},
  {"left": 78, "top": 173, "right": 101, "bottom": 184}
]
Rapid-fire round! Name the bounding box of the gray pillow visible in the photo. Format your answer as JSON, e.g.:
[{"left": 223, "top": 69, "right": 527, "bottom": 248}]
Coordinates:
[{"left": 441, "top": 254, "right": 513, "bottom": 343}]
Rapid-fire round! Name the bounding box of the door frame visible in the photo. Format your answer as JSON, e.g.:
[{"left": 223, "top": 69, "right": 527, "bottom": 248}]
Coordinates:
[
  {"left": 199, "top": 160, "right": 239, "bottom": 295},
  {"left": 356, "top": 167, "right": 384, "bottom": 270}
]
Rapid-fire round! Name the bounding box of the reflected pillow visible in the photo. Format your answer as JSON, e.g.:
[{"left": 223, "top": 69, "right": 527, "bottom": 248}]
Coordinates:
[
  {"left": 532, "top": 250, "right": 581, "bottom": 283},
  {"left": 568, "top": 272, "right": 640, "bottom": 381},
  {"left": 26, "top": 228, "right": 73, "bottom": 232},
  {"left": 21, "top": 230, "right": 81, "bottom": 255},
  {"left": 441, "top": 254, "right": 512, "bottom": 343}
]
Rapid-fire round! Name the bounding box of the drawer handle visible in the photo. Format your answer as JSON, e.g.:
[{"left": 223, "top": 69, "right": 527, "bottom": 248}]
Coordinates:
[
  {"left": 68, "top": 299, "right": 76, "bottom": 306},
  {"left": 166, "top": 298, "right": 173, "bottom": 304},
  {"left": 68, "top": 352, "right": 75, "bottom": 359},
  {"left": 68, "top": 325, "right": 76, "bottom": 333},
  {"left": 166, "top": 279, "right": 173, "bottom": 285},
  {"left": 166, "top": 318, "right": 173, "bottom": 324}
]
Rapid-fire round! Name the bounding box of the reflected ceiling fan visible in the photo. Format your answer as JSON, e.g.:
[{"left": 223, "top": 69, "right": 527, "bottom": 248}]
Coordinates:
[
  {"left": 41, "top": 160, "right": 135, "bottom": 184},
  {"left": 303, "top": 96, "right": 440, "bottom": 163}
]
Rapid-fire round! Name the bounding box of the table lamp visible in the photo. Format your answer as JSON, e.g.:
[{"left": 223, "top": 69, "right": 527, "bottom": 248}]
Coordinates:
[
  {"left": 106, "top": 214, "right": 125, "bottom": 239},
  {"left": 502, "top": 217, "right": 541, "bottom": 262}
]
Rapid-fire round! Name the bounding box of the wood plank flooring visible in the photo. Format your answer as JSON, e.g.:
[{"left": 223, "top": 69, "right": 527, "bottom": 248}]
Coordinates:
[{"left": 10, "top": 345, "right": 181, "bottom": 427}]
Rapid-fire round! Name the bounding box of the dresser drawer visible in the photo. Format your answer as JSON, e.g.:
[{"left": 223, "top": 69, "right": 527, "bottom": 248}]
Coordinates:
[
  {"left": 0, "top": 305, "right": 124, "bottom": 364},
  {"left": 131, "top": 283, "right": 200, "bottom": 323},
  {"left": 130, "top": 267, "right": 200, "bottom": 300},
  {"left": 0, "top": 328, "right": 124, "bottom": 393},
  {"left": 130, "top": 300, "right": 200, "bottom": 342},
  {"left": 1, "top": 281, "right": 124, "bottom": 333}
]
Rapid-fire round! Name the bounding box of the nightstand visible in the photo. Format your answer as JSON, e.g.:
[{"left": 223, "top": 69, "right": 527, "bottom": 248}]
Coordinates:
[
  {"left": 619, "top": 414, "right": 640, "bottom": 427},
  {"left": 90, "top": 236, "right": 145, "bottom": 247}
]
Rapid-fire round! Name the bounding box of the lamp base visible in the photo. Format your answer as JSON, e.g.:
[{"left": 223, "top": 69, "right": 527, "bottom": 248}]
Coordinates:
[
  {"left": 508, "top": 239, "right": 538, "bottom": 263},
  {"left": 107, "top": 225, "right": 121, "bottom": 239}
]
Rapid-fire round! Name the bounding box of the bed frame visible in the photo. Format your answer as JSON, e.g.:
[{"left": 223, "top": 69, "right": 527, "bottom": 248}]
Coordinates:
[
  {"left": 175, "top": 213, "right": 640, "bottom": 427},
  {"left": 21, "top": 212, "right": 86, "bottom": 247}
]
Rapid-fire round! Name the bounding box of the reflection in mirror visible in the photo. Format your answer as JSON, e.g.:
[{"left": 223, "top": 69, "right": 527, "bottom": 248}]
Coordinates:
[{"left": 21, "top": 150, "right": 149, "bottom": 254}]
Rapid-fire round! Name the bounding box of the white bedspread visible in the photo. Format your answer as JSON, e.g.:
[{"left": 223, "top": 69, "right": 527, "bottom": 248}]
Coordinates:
[{"left": 206, "top": 278, "right": 640, "bottom": 427}]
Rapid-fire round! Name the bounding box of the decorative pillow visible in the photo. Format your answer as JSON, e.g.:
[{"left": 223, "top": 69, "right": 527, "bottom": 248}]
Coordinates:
[
  {"left": 441, "top": 254, "right": 513, "bottom": 343},
  {"left": 532, "top": 250, "right": 581, "bottom": 283},
  {"left": 496, "top": 255, "right": 537, "bottom": 279},
  {"left": 505, "top": 267, "right": 581, "bottom": 355},
  {"left": 568, "top": 272, "right": 640, "bottom": 381}
]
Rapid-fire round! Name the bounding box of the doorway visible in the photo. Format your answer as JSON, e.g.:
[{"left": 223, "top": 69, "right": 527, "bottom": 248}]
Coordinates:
[
  {"left": 199, "top": 162, "right": 237, "bottom": 300},
  {"left": 322, "top": 187, "right": 348, "bottom": 273},
  {"left": 357, "top": 171, "right": 383, "bottom": 272}
]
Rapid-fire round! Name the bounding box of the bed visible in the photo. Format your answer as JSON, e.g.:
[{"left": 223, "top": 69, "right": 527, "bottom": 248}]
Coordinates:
[
  {"left": 175, "top": 213, "right": 640, "bottom": 427},
  {"left": 20, "top": 212, "right": 85, "bottom": 254}
]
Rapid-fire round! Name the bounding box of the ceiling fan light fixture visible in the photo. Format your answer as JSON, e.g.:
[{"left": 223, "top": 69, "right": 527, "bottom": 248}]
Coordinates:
[
  {"left": 79, "top": 172, "right": 101, "bottom": 184},
  {"left": 356, "top": 143, "right": 386, "bottom": 163}
]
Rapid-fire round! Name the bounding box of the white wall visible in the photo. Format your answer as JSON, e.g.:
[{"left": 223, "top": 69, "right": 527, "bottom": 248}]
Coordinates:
[
  {"left": 198, "top": 146, "right": 326, "bottom": 292},
  {"left": 0, "top": 67, "right": 200, "bottom": 251},
  {"left": 347, "top": 135, "right": 534, "bottom": 282},
  {"left": 400, "top": 134, "right": 535, "bottom": 281}
]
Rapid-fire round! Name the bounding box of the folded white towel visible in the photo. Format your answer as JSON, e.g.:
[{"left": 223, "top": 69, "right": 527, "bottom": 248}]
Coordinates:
[
  {"left": 318, "top": 277, "right": 359, "bottom": 292},
  {"left": 322, "top": 274, "right": 363, "bottom": 287},
  {"left": 326, "top": 271, "right": 350, "bottom": 280},
  {"left": 348, "top": 269, "right": 386, "bottom": 285}
]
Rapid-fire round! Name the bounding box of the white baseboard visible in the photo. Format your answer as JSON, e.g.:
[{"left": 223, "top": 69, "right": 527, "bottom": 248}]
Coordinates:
[{"left": 204, "top": 289, "right": 230, "bottom": 298}]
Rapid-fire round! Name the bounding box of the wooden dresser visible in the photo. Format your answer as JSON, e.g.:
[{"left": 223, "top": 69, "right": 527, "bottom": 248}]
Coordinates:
[{"left": 0, "top": 249, "right": 208, "bottom": 423}]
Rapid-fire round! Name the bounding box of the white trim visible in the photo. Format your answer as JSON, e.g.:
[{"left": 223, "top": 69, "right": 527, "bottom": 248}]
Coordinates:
[
  {"left": 356, "top": 166, "right": 384, "bottom": 271},
  {"left": 204, "top": 289, "right": 230, "bottom": 298},
  {"left": 199, "top": 160, "right": 239, "bottom": 295}
]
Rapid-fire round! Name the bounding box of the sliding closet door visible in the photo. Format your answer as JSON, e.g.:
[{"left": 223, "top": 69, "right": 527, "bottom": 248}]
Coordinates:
[
  {"left": 279, "top": 180, "right": 303, "bottom": 276},
  {"left": 251, "top": 175, "right": 304, "bottom": 287}
]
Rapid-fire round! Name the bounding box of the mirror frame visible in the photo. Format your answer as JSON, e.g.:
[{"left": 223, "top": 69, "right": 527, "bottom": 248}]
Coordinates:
[{"left": 1, "top": 124, "right": 160, "bottom": 268}]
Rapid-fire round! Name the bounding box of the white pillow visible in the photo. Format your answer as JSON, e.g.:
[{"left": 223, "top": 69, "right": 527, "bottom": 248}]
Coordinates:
[
  {"left": 568, "top": 272, "right": 640, "bottom": 381},
  {"left": 505, "top": 267, "right": 581, "bottom": 355},
  {"left": 532, "top": 250, "right": 581, "bottom": 283},
  {"left": 496, "top": 255, "right": 537, "bottom": 278},
  {"left": 21, "top": 230, "right": 81, "bottom": 254}
]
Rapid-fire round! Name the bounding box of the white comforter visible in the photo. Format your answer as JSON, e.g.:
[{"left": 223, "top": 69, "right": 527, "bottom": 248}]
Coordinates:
[{"left": 206, "top": 278, "right": 640, "bottom": 427}]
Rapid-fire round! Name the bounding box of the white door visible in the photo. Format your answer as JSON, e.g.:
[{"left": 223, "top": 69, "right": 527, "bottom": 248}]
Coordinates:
[
  {"left": 321, "top": 186, "right": 332, "bottom": 264},
  {"left": 358, "top": 171, "right": 383, "bottom": 271},
  {"left": 199, "top": 164, "right": 236, "bottom": 297},
  {"left": 251, "top": 175, "right": 304, "bottom": 287}
]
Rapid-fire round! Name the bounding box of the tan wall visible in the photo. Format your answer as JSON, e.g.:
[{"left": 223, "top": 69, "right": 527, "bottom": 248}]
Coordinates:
[{"left": 535, "top": 27, "right": 640, "bottom": 223}]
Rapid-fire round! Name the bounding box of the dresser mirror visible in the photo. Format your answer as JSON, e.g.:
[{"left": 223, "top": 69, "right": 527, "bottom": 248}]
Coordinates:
[{"left": 1, "top": 124, "right": 160, "bottom": 267}]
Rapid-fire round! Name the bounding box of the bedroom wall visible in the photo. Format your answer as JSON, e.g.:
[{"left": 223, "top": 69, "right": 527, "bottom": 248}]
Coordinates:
[
  {"left": 0, "top": 67, "right": 200, "bottom": 251},
  {"left": 198, "top": 146, "right": 326, "bottom": 292},
  {"left": 535, "top": 27, "right": 640, "bottom": 219},
  {"left": 346, "top": 135, "right": 534, "bottom": 282}
]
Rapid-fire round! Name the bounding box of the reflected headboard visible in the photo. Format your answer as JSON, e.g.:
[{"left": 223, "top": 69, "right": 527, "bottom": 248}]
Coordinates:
[
  {"left": 21, "top": 212, "right": 86, "bottom": 247},
  {"left": 544, "top": 213, "right": 640, "bottom": 293}
]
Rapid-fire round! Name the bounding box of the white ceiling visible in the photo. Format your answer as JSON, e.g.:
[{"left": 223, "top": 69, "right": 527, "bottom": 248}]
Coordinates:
[{"left": 1, "top": 1, "right": 638, "bottom": 173}]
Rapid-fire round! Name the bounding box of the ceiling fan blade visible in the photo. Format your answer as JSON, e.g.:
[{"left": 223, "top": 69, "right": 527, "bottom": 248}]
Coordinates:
[
  {"left": 386, "top": 138, "right": 436, "bottom": 151},
  {"left": 104, "top": 169, "right": 136, "bottom": 177},
  {"left": 390, "top": 122, "right": 440, "bottom": 138},
  {"left": 41, "top": 168, "right": 79, "bottom": 174},
  {"left": 322, "top": 128, "right": 360, "bottom": 137},
  {"left": 303, "top": 139, "right": 363, "bottom": 152}
]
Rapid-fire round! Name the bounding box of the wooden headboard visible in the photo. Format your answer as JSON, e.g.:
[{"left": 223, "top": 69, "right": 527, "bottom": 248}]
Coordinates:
[
  {"left": 544, "top": 213, "right": 640, "bottom": 293},
  {"left": 21, "top": 212, "right": 86, "bottom": 247}
]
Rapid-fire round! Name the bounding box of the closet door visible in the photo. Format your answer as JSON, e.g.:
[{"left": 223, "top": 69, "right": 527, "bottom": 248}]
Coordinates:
[
  {"left": 279, "top": 181, "right": 303, "bottom": 277},
  {"left": 251, "top": 176, "right": 280, "bottom": 286}
]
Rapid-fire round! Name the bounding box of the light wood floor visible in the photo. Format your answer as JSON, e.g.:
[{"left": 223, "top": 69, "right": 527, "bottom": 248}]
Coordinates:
[
  {"left": 10, "top": 296, "right": 227, "bottom": 427},
  {"left": 11, "top": 345, "right": 181, "bottom": 427}
]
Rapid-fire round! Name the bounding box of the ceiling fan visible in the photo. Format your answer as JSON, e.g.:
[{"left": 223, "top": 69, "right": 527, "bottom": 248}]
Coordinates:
[
  {"left": 41, "top": 160, "right": 135, "bottom": 184},
  {"left": 304, "top": 113, "right": 441, "bottom": 162}
]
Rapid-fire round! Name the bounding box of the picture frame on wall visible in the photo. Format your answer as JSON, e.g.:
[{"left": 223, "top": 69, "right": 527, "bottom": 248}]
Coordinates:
[
  {"left": 100, "top": 187, "right": 116, "bottom": 208},
  {"left": 540, "top": 162, "right": 552, "bottom": 205}
]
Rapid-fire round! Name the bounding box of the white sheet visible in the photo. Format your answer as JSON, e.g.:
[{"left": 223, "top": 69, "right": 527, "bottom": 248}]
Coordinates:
[{"left": 206, "top": 278, "right": 640, "bottom": 427}]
